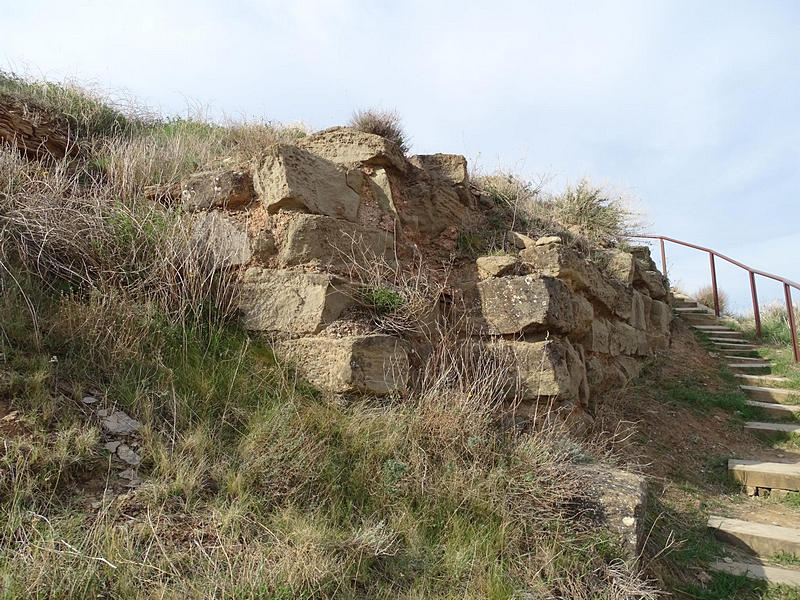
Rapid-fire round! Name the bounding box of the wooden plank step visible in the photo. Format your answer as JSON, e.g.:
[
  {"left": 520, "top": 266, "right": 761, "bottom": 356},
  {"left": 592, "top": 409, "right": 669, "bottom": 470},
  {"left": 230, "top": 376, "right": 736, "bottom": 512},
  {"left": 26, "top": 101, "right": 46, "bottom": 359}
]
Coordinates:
[
  {"left": 744, "top": 400, "right": 800, "bottom": 419},
  {"left": 741, "top": 385, "right": 800, "bottom": 403},
  {"left": 729, "top": 459, "right": 800, "bottom": 491},
  {"left": 745, "top": 422, "right": 800, "bottom": 437},
  {"left": 737, "top": 374, "right": 791, "bottom": 387},
  {"left": 710, "top": 559, "right": 800, "bottom": 586},
  {"left": 708, "top": 516, "right": 800, "bottom": 557}
]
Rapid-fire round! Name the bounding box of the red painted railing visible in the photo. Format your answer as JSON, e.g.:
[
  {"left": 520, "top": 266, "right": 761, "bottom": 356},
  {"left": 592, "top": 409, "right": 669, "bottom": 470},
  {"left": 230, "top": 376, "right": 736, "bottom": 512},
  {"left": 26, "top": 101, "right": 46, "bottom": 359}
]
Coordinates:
[{"left": 630, "top": 235, "right": 800, "bottom": 363}]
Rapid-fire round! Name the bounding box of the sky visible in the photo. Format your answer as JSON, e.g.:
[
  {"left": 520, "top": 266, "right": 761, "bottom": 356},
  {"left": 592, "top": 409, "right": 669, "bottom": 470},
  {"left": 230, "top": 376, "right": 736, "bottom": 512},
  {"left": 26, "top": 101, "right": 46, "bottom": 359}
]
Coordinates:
[{"left": 3, "top": 0, "right": 799, "bottom": 313}]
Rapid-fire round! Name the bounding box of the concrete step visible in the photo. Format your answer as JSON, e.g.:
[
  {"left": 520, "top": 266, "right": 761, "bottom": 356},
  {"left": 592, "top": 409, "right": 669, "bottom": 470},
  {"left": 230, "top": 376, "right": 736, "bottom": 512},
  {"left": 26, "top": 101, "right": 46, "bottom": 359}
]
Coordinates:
[
  {"left": 693, "top": 325, "right": 735, "bottom": 331},
  {"left": 708, "top": 331, "right": 747, "bottom": 338},
  {"left": 714, "top": 342, "right": 759, "bottom": 349},
  {"left": 729, "top": 459, "right": 800, "bottom": 491},
  {"left": 724, "top": 348, "right": 761, "bottom": 356},
  {"left": 745, "top": 421, "right": 800, "bottom": 437},
  {"left": 710, "top": 559, "right": 800, "bottom": 586},
  {"left": 741, "top": 385, "right": 800, "bottom": 404},
  {"left": 675, "top": 307, "right": 711, "bottom": 313},
  {"left": 728, "top": 362, "right": 772, "bottom": 370},
  {"left": 724, "top": 355, "right": 770, "bottom": 362},
  {"left": 684, "top": 314, "right": 719, "bottom": 323},
  {"left": 708, "top": 516, "right": 800, "bottom": 557},
  {"left": 744, "top": 400, "right": 800, "bottom": 419},
  {"left": 674, "top": 301, "right": 698, "bottom": 308},
  {"left": 737, "top": 374, "right": 792, "bottom": 387}
]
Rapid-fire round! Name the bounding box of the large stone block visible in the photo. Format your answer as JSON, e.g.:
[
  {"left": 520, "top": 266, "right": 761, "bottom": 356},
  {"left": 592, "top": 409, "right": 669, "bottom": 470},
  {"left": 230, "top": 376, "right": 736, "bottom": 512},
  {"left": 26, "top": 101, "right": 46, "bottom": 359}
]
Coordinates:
[
  {"left": 609, "top": 321, "right": 647, "bottom": 357},
  {"left": 253, "top": 144, "right": 362, "bottom": 222},
  {"left": 492, "top": 337, "right": 588, "bottom": 404},
  {"left": 584, "top": 318, "right": 611, "bottom": 354},
  {"left": 278, "top": 213, "right": 395, "bottom": 271},
  {"left": 182, "top": 169, "right": 254, "bottom": 211},
  {"left": 649, "top": 299, "right": 672, "bottom": 335},
  {"left": 298, "top": 126, "right": 409, "bottom": 173},
  {"left": 409, "top": 153, "right": 468, "bottom": 185},
  {"left": 192, "top": 212, "right": 251, "bottom": 268},
  {"left": 577, "top": 465, "right": 648, "bottom": 559},
  {"left": 238, "top": 268, "right": 354, "bottom": 334},
  {"left": 520, "top": 243, "right": 617, "bottom": 311},
  {"left": 633, "top": 260, "right": 668, "bottom": 300},
  {"left": 570, "top": 293, "right": 594, "bottom": 338},
  {"left": 630, "top": 290, "right": 647, "bottom": 330},
  {"left": 476, "top": 275, "right": 576, "bottom": 335},
  {"left": 476, "top": 255, "right": 518, "bottom": 279},
  {"left": 601, "top": 248, "right": 636, "bottom": 284},
  {"left": 281, "top": 335, "right": 409, "bottom": 395}
]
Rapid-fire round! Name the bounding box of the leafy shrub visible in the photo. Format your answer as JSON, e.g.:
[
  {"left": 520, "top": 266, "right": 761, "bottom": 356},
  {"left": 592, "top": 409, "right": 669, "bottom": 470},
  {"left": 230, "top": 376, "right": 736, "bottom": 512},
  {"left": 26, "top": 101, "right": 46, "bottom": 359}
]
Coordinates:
[{"left": 348, "top": 108, "right": 409, "bottom": 153}]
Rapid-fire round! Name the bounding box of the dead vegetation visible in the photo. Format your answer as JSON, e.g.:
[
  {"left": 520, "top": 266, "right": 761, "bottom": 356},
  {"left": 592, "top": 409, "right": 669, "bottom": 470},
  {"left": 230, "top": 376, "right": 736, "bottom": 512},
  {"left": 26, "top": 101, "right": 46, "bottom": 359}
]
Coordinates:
[{"left": 0, "top": 72, "right": 670, "bottom": 599}]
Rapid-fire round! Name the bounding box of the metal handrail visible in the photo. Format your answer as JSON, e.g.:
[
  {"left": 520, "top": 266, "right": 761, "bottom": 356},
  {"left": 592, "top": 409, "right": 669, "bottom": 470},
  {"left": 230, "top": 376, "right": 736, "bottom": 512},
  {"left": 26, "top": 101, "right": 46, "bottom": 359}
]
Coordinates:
[{"left": 629, "top": 234, "right": 800, "bottom": 363}]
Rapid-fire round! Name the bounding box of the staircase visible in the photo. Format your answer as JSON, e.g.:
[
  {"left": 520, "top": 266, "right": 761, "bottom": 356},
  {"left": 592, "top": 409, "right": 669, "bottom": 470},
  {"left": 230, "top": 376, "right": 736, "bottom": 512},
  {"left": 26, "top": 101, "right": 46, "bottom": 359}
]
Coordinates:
[{"left": 674, "top": 295, "right": 800, "bottom": 586}]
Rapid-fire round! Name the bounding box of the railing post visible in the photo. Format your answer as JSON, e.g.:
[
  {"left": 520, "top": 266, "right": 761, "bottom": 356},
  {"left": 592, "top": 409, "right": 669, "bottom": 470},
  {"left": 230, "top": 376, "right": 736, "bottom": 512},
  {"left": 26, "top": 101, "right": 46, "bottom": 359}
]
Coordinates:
[
  {"left": 709, "top": 252, "right": 720, "bottom": 316},
  {"left": 749, "top": 271, "right": 761, "bottom": 338},
  {"left": 785, "top": 283, "right": 800, "bottom": 363},
  {"left": 659, "top": 238, "right": 667, "bottom": 276}
]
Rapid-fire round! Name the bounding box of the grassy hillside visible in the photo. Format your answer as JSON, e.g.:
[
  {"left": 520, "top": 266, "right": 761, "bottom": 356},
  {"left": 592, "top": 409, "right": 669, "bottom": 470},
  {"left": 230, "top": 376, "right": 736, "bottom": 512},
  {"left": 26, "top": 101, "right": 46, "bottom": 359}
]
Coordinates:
[{"left": 0, "top": 73, "right": 660, "bottom": 599}]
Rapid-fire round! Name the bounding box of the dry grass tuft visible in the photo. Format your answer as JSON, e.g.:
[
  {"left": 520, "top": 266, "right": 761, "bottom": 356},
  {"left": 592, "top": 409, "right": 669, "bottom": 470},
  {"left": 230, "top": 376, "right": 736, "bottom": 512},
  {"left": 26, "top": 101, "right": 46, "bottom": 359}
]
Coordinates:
[
  {"left": 694, "top": 284, "right": 729, "bottom": 314},
  {"left": 348, "top": 108, "right": 409, "bottom": 154}
]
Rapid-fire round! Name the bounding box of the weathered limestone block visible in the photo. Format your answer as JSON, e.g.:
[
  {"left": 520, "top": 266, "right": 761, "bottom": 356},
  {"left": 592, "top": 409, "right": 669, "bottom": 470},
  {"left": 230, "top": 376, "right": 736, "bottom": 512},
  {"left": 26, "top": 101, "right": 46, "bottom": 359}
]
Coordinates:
[
  {"left": 506, "top": 231, "right": 537, "bottom": 249},
  {"left": 367, "top": 168, "right": 398, "bottom": 217},
  {"left": 492, "top": 338, "right": 588, "bottom": 404},
  {"left": 612, "top": 283, "right": 633, "bottom": 321},
  {"left": 181, "top": 169, "right": 255, "bottom": 211},
  {"left": 602, "top": 248, "right": 636, "bottom": 284},
  {"left": 630, "top": 290, "right": 647, "bottom": 330},
  {"left": 409, "top": 154, "right": 468, "bottom": 185},
  {"left": 633, "top": 258, "right": 668, "bottom": 300},
  {"left": 253, "top": 144, "right": 361, "bottom": 222},
  {"left": 476, "top": 275, "right": 575, "bottom": 335},
  {"left": 400, "top": 175, "right": 469, "bottom": 237},
  {"left": 609, "top": 322, "right": 647, "bottom": 357},
  {"left": 278, "top": 213, "right": 394, "bottom": 271},
  {"left": 535, "top": 235, "right": 563, "bottom": 246},
  {"left": 192, "top": 212, "right": 251, "bottom": 268},
  {"left": 578, "top": 465, "right": 648, "bottom": 559},
  {"left": 298, "top": 127, "right": 408, "bottom": 173},
  {"left": 571, "top": 294, "right": 594, "bottom": 338},
  {"left": 476, "top": 255, "right": 518, "bottom": 279},
  {"left": 281, "top": 335, "right": 409, "bottom": 395},
  {"left": 646, "top": 332, "right": 669, "bottom": 353},
  {"left": 238, "top": 268, "right": 354, "bottom": 334},
  {"left": 585, "top": 355, "right": 626, "bottom": 395},
  {"left": 520, "top": 242, "right": 617, "bottom": 311},
  {"left": 630, "top": 245, "right": 658, "bottom": 271},
  {"left": 649, "top": 299, "right": 672, "bottom": 335},
  {"left": 584, "top": 318, "right": 611, "bottom": 354},
  {"left": 614, "top": 356, "right": 644, "bottom": 380}
]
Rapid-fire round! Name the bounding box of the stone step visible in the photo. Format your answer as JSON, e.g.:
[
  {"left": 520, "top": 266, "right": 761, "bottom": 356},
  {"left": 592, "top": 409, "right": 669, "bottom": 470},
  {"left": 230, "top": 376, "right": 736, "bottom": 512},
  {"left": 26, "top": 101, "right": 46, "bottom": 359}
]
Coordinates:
[
  {"left": 708, "top": 516, "right": 800, "bottom": 557},
  {"left": 729, "top": 459, "right": 800, "bottom": 491},
  {"left": 745, "top": 421, "right": 800, "bottom": 437},
  {"left": 728, "top": 362, "right": 772, "bottom": 370},
  {"left": 741, "top": 385, "right": 800, "bottom": 403},
  {"left": 744, "top": 400, "right": 800, "bottom": 419},
  {"left": 710, "top": 559, "right": 800, "bottom": 586},
  {"left": 737, "top": 374, "right": 792, "bottom": 387}
]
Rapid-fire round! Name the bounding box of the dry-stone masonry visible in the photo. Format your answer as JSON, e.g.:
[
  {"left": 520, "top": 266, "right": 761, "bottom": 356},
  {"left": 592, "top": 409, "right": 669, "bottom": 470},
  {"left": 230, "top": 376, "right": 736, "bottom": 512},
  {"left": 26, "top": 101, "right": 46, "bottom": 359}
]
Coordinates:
[{"left": 181, "top": 127, "right": 672, "bottom": 427}]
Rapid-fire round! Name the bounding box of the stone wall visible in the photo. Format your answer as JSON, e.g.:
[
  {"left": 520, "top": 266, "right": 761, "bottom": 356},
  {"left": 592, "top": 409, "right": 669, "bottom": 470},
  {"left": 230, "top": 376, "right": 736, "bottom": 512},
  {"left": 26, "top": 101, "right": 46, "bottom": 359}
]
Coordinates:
[{"left": 180, "top": 126, "right": 672, "bottom": 428}]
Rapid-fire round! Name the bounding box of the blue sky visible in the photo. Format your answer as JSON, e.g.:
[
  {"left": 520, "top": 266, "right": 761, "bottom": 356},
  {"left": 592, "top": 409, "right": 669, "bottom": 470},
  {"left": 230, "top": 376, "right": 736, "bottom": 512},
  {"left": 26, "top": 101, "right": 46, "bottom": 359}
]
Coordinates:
[{"left": 3, "top": 0, "right": 799, "bottom": 312}]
